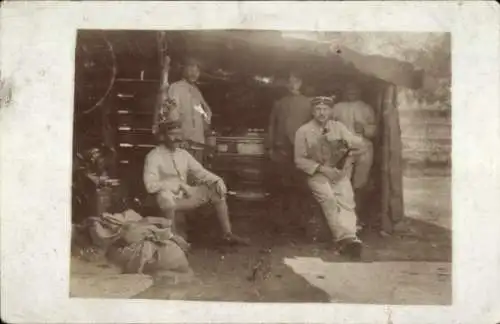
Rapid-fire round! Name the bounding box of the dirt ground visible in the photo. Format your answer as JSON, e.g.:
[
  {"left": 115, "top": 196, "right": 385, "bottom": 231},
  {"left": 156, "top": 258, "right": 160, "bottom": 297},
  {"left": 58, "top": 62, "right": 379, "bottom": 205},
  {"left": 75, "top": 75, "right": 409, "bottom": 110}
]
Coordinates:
[{"left": 71, "top": 174, "right": 452, "bottom": 304}]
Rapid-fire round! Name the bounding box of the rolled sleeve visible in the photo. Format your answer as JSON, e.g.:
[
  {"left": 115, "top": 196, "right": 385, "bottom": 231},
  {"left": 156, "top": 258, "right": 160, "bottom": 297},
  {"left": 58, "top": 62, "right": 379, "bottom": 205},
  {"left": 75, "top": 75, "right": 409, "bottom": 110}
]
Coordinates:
[
  {"left": 294, "top": 127, "right": 320, "bottom": 176},
  {"left": 185, "top": 151, "right": 220, "bottom": 184}
]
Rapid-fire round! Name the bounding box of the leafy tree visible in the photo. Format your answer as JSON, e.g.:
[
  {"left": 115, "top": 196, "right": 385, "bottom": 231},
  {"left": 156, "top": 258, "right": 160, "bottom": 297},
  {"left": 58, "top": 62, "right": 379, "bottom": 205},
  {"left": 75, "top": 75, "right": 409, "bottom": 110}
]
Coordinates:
[
  {"left": 403, "top": 33, "right": 451, "bottom": 110},
  {"left": 320, "top": 32, "right": 451, "bottom": 110}
]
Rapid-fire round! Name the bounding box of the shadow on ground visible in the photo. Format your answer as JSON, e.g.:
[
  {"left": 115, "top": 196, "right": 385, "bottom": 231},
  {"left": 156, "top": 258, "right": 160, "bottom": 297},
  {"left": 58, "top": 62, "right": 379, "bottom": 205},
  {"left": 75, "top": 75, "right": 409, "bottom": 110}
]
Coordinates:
[
  {"left": 134, "top": 200, "right": 451, "bottom": 302},
  {"left": 72, "top": 176, "right": 451, "bottom": 303}
]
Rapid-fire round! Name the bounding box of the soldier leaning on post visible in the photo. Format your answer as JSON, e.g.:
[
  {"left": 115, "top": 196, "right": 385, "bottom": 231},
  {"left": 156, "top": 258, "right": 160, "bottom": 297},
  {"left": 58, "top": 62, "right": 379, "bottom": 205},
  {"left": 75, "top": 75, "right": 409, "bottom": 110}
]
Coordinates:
[{"left": 294, "top": 96, "right": 367, "bottom": 260}]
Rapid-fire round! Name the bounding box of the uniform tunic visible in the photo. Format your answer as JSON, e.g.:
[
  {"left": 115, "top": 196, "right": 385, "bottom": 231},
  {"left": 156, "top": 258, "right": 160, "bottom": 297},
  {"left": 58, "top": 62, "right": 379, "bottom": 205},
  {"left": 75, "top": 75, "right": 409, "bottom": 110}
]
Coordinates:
[
  {"left": 167, "top": 80, "right": 211, "bottom": 144},
  {"left": 294, "top": 120, "right": 365, "bottom": 241},
  {"left": 268, "top": 93, "right": 312, "bottom": 163},
  {"left": 143, "top": 146, "right": 222, "bottom": 214}
]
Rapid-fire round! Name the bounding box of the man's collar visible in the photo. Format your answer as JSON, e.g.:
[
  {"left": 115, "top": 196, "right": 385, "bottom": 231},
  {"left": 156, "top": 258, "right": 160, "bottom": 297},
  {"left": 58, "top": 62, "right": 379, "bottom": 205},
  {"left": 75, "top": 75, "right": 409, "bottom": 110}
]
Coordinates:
[
  {"left": 312, "top": 119, "right": 328, "bottom": 129},
  {"left": 311, "top": 119, "right": 335, "bottom": 134},
  {"left": 159, "top": 144, "right": 177, "bottom": 153},
  {"left": 182, "top": 78, "right": 197, "bottom": 86}
]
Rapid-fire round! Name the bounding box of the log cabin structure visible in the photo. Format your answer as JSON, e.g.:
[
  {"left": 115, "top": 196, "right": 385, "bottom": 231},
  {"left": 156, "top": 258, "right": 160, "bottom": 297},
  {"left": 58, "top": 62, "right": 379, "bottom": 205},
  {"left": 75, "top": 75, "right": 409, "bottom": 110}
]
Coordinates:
[{"left": 73, "top": 30, "right": 427, "bottom": 235}]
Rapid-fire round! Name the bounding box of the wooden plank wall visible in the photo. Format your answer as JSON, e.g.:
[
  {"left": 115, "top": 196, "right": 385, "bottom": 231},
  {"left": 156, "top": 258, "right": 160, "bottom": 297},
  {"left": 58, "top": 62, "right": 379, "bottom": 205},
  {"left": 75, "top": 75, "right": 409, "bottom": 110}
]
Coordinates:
[{"left": 399, "top": 109, "right": 451, "bottom": 176}]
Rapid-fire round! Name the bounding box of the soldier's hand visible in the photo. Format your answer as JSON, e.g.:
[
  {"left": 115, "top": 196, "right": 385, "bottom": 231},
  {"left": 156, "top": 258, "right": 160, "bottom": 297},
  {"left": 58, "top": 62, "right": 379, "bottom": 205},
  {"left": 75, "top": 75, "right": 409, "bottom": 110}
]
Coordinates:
[
  {"left": 205, "top": 110, "right": 212, "bottom": 124},
  {"left": 319, "top": 165, "right": 345, "bottom": 183},
  {"left": 324, "top": 131, "right": 339, "bottom": 143},
  {"left": 179, "top": 183, "right": 195, "bottom": 198},
  {"left": 214, "top": 178, "right": 227, "bottom": 197},
  {"left": 354, "top": 122, "right": 364, "bottom": 135}
]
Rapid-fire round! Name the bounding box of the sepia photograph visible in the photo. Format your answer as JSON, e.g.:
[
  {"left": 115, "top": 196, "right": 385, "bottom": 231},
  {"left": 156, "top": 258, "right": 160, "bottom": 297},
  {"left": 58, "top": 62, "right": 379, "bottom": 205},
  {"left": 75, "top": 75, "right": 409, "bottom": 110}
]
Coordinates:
[
  {"left": 69, "top": 29, "right": 452, "bottom": 304},
  {"left": 2, "top": 2, "right": 499, "bottom": 323}
]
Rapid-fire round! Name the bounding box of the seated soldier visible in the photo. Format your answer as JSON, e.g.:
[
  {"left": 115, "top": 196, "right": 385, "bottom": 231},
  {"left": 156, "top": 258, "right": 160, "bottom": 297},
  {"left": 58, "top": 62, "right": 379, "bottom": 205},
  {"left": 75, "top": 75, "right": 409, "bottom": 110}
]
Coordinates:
[
  {"left": 143, "top": 120, "right": 250, "bottom": 246},
  {"left": 295, "top": 96, "right": 366, "bottom": 259}
]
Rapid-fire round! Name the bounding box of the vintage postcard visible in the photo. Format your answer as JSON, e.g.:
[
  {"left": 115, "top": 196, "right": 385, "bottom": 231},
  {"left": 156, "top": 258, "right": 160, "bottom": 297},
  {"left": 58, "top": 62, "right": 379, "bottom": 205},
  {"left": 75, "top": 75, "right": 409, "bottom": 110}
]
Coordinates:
[{"left": 1, "top": 1, "right": 499, "bottom": 324}]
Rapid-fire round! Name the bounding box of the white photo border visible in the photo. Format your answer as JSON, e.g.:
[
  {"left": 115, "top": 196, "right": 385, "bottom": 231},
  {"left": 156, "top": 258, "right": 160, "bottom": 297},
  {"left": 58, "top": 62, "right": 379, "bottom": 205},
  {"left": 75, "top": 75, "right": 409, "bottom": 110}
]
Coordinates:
[{"left": 1, "top": 1, "right": 499, "bottom": 323}]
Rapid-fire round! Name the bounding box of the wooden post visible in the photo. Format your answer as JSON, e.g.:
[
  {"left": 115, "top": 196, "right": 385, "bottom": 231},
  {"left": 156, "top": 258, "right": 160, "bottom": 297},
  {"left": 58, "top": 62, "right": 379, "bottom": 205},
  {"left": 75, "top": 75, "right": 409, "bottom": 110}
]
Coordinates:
[
  {"left": 379, "top": 84, "right": 405, "bottom": 234},
  {"left": 153, "top": 32, "right": 170, "bottom": 134}
]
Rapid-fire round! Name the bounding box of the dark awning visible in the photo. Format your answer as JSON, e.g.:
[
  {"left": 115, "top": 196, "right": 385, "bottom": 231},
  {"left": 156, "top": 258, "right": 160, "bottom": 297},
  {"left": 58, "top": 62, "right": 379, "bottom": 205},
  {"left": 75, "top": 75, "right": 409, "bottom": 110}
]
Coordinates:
[
  {"left": 207, "top": 30, "right": 424, "bottom": 89},
  {"left": 334, "top": 45, "right": 424, "bottom": 89},
  {"left": 99, "top": 29, "right": 424, "bottom": 89}
]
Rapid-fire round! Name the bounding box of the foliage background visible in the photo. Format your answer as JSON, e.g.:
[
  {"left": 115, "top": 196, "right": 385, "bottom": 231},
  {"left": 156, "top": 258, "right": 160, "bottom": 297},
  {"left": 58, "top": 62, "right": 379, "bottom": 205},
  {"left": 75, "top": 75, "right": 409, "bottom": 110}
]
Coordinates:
[{"left": 318, "top": 32, "right": 452, "bottom": 173}]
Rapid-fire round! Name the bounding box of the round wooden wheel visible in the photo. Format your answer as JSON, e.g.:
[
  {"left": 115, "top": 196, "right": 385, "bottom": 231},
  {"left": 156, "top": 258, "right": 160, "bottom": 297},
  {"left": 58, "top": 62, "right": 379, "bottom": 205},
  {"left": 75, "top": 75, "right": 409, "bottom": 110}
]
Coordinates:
[{"left": 74, "top": 31, "right": 117, "bottom": 116}]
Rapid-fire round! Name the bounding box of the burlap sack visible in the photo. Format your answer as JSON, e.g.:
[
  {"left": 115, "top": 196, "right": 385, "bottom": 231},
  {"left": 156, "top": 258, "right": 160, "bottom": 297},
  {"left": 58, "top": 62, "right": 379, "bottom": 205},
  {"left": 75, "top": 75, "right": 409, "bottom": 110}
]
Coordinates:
[
  {"left": 123, "top": 222, "right": 189, "bottom": 274},
  {"left": 107, "top": 239, "right": 190, "bottom": 275}
]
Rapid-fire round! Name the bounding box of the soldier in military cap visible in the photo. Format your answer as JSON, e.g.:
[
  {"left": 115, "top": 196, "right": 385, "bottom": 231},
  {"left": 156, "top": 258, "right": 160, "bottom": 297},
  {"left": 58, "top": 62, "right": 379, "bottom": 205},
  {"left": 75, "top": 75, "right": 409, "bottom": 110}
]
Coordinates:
[
  {"left": 294, "top": 96, "right": 366, "bottom": 259},
  {"left": 143, "top": 119, "right": 250, "bottom": 246}
]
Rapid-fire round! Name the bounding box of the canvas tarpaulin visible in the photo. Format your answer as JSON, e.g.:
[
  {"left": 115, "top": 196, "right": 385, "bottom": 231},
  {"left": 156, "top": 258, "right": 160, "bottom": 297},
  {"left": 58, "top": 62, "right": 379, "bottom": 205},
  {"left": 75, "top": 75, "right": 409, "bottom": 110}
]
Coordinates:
[
  {"left": 160, "top": 30, "right": 413, "bottom": 231},
  {"left": 220, "top": 32, "right": 411, "bottom": 230},
  {"left": 334, "top": 46, "right": 423, "bottom": 90},
  {"left": 184, "top": 30, "right": 424, "bottom": 89}
]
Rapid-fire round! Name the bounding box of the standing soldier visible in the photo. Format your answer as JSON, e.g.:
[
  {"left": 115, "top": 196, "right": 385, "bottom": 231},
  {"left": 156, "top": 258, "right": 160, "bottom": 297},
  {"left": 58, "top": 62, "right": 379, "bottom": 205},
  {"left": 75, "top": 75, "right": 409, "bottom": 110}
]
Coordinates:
[
  {"left": 332, "top": 83, "right": 377, "bottom": 226},
  {"left": 267, "top": 71, "right": 312, "bottom": 215},
  {"left": 155, "top": 57, "right": 212, "bottom": 164},
  {"left": 268, "top": 71, "right": 311, "bottom": 167},
  {"left": 295, "top": 96, "right": 366, "bottom": 259}
]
